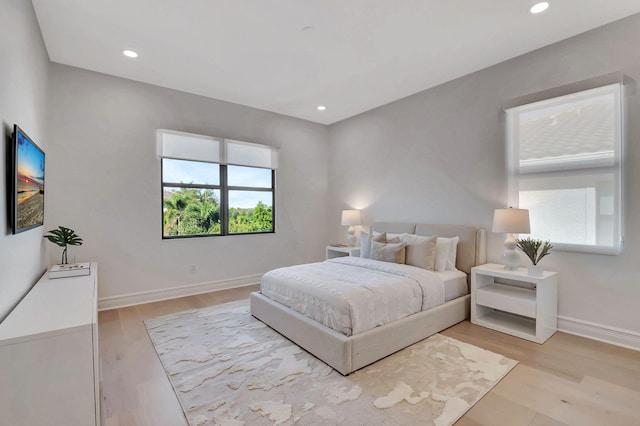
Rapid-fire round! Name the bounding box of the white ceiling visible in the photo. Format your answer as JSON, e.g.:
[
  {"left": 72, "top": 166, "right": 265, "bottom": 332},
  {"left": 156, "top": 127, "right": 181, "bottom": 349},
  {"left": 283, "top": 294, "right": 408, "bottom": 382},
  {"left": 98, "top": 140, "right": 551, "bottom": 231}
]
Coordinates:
[{"left": 32, "top": 0, "right": 640, "bottom": 125}]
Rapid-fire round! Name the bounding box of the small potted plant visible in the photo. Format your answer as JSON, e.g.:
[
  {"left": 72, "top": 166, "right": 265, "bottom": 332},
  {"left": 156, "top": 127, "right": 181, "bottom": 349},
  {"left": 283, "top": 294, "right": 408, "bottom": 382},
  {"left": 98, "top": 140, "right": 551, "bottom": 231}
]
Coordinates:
[
  {"left": 44, "top": 226, "right": 83, "bottom": 265},
  {"left": 516, "top": 237, "right": 553, "bottom": 276}
]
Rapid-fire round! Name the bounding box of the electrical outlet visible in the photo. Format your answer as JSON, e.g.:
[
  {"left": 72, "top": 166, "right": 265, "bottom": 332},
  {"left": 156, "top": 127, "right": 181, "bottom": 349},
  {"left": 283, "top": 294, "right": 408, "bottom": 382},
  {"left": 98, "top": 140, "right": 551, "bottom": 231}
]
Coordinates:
[{"left": 189, "top": 265, "right": 196, "bottom": 274}]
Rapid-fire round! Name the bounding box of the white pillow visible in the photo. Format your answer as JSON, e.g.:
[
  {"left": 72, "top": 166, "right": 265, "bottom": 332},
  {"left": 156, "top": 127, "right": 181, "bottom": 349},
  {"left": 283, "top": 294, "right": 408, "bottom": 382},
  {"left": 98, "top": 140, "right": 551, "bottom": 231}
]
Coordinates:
[
  {"left": 360, "top": 231, "right": 386, "bottom": 259},
  {"left": 386, "top": 234, "right": 401, "bottom": 244},
  {"left": 399, "top": 233, "right": 437, "bottom": 270},
  {"left": 437, "top": 236, "right": 460, "bottom": 270},
  {"left": 434, "top": 238, "right": 452, "bottom": 271},
  {"left": 370, "top": 241, "right": 406, "bottom": 264},
  {"left": 386, "top": 232, "right": 401, "bottom": 242}
]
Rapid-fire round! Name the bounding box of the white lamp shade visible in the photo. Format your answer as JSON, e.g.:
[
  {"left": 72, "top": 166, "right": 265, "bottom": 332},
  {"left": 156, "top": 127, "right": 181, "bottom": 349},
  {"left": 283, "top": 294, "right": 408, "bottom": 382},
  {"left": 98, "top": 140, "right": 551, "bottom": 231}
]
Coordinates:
[
  {"left": 492, "top": 208, "right": 530, "bottom": 233},
  {"left": 341, "top": 210, "right": 361, "bottom": 226}
]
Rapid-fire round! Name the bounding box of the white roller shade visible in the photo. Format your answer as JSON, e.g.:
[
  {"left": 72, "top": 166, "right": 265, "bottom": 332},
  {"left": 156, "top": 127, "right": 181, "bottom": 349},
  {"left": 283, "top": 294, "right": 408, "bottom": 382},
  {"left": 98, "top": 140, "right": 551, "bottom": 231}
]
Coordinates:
[
  {"left": 157, "top": 130, "right": 278, "bottom": 169},
  {"left": 226, "top": 139, "right": 278, "bottom": 169},
  {"left": 157, "top": 130, "right": 222, "bottom": 163},
  {"left": 507, "top": 84, "right": 621, "bottom": 175},
  {"left": 506, "top": 83, "right": 623, "bottom": 254}
]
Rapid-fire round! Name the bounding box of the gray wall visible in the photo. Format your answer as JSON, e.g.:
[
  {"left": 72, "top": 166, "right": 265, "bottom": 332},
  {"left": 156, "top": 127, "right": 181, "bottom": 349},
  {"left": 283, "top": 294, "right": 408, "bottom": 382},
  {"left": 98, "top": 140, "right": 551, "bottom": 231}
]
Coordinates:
[
  {"left": 4, "top": 2, "right": 638, "bottom": 342},
  {"left": 46, "top": 64, "right": 329, "bottom": 300},
  {"left": 0, "top": 0, "right": 50, "bottom": 320},
  {"left": 328, "top": 14, "right": 640, "bottom": 335}
]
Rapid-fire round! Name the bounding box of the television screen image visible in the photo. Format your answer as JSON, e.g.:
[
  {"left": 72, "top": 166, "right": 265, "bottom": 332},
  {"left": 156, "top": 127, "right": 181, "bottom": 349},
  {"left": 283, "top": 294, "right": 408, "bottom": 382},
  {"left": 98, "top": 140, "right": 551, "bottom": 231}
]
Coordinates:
[{"left": 13, "top": 125, "right": 45, "bottom": 233}]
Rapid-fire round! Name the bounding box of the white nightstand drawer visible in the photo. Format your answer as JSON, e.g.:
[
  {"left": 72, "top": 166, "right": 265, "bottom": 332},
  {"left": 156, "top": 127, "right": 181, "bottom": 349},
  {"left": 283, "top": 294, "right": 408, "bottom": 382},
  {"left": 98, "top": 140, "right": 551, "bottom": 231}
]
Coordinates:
[{"left": 476, "top": 284, "right": 536, "bottom": 318}]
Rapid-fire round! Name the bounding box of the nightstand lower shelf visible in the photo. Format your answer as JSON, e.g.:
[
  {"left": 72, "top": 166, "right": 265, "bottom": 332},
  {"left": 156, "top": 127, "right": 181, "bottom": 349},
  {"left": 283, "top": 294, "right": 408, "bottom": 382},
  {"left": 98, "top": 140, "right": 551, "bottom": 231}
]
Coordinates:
[
  {"left": 474, "top": 309, "right": 536, "bottom": 341},
  {"left": 326, "top": 245, "right": 360, "bottom": 259}
]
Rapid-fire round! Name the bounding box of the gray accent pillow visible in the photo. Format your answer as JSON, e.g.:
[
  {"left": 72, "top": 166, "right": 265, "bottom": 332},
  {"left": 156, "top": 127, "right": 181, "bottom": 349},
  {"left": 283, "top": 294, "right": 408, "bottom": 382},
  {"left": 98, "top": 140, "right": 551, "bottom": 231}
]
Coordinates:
[
  {"left": 400, "top": 233, "right": 437, "bottom": 270},
  {"left": 360, "top": 231, "right": 386, "bottom": 259},
  {"left": 370, "top": 241, "right": 406, "bottom": 264}
]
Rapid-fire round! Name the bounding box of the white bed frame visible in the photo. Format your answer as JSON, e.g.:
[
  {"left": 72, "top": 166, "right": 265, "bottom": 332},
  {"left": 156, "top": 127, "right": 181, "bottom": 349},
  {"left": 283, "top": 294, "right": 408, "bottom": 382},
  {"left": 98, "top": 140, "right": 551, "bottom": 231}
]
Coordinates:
[{"left": 250, "top": 223, "right": 487, "bottom": 375}]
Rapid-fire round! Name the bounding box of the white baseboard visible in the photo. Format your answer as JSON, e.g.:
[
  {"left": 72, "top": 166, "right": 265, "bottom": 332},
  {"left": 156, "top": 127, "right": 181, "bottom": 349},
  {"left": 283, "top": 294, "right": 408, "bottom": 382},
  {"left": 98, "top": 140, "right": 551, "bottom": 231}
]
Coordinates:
[
  {"left": 98, "top": 274, "right": 262, "bottom": 311},
  {"left": 98, "top": 283, "right": 640, "bottom": 352},
  {"left": 558, "top": 315, "right": 640, "bottom": 352}
]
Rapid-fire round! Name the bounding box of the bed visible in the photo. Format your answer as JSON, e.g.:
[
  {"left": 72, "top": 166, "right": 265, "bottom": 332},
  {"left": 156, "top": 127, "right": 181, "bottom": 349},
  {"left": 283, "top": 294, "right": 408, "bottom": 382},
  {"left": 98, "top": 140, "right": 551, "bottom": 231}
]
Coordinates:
[{"left": 250, "top": 222, "right": 487, "bottom": 375}]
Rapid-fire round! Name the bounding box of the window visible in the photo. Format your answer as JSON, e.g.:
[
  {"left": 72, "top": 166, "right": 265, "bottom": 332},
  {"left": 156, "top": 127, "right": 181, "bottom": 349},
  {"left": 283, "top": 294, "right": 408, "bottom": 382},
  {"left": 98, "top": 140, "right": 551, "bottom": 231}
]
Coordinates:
[
  {"left": 162, "top": 159, "right": 222, "bottom": 236},
  {"left": 506, "top": 83, "right": 623, "bottom": 254},
  {"left": 159, "top": 130, "right": 277, "bottom": 238}
]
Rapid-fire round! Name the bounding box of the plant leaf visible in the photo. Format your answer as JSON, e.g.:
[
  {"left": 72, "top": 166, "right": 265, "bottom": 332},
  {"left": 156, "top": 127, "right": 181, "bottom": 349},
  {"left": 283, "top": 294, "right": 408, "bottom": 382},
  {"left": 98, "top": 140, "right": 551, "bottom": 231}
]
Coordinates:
[{"left": 43, "top": 226, "right": 83, "bottom": 248}]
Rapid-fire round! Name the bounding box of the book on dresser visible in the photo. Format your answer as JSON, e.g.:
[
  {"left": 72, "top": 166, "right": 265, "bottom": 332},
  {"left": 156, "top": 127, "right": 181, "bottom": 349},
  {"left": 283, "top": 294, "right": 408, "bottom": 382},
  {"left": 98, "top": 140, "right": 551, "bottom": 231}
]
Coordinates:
[{"left": 48, "top": 261, "right": 92, "bottom": 279}]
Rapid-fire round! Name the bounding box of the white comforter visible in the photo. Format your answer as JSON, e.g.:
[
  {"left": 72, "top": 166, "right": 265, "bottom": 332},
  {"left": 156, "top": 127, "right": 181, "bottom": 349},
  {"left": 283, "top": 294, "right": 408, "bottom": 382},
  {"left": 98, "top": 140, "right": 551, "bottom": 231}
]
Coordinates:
[{"left": 260, "top": 257, "right": 445, "bottom": 336}]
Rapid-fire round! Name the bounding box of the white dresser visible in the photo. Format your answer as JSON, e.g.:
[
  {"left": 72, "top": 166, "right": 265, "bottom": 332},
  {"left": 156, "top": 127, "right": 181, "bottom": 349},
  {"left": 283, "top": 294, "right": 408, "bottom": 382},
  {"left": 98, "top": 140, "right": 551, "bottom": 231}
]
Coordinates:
[{"left": 0, "top": 263, "right": 100, "bottom": 426}]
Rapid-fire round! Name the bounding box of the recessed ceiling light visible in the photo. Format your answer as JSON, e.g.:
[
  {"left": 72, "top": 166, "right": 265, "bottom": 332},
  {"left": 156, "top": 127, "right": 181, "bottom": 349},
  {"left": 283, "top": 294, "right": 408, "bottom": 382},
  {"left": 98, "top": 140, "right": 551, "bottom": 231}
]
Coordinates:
[
  {"left": 530, "top": 2, "right": 549, "bottom": 14},
  {"left": 122, "top": 49, "right": 138, "bottom": 58},
  {"left": 317, "top": 105, "right": 326, "bottom": 111}
]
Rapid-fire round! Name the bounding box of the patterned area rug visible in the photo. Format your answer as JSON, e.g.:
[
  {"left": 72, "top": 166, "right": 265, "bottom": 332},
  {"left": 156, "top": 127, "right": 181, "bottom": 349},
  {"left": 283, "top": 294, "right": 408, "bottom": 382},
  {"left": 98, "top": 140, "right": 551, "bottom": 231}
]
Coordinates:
[{"left": 144, "top": 300, "right": 517, "bottom": 426}]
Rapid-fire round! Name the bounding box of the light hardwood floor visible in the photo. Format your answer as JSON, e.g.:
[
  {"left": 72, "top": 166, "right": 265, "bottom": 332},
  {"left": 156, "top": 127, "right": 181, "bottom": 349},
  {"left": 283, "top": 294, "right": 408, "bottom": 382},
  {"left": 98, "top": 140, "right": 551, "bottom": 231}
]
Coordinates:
[{"left": 99, "top": 287, "right": 640, "bottom": 426}]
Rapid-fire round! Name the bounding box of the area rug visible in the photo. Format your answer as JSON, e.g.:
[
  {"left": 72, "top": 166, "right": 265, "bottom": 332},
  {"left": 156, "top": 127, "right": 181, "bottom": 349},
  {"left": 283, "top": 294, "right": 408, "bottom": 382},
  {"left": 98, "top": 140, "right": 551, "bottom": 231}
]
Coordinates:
[{"left": 144, "top": 300, "right": 517, "bottom": 426}]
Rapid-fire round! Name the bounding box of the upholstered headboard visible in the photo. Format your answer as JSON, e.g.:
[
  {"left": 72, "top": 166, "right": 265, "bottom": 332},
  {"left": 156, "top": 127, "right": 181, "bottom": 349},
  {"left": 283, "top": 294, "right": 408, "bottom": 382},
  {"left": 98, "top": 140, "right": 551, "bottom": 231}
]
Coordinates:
[{"left": 371, "top": 222, "right": 487, "bottom": 279}]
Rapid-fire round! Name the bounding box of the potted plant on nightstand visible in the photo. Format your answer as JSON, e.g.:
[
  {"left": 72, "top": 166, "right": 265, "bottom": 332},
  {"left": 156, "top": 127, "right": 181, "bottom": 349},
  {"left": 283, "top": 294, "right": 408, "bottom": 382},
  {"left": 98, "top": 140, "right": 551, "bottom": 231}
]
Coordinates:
[
  {"left": 44, "top": 226, "right": 83, "bottom": 265},
  {"left": 516, "top": 237, "right": 553, "bottom": 276}
]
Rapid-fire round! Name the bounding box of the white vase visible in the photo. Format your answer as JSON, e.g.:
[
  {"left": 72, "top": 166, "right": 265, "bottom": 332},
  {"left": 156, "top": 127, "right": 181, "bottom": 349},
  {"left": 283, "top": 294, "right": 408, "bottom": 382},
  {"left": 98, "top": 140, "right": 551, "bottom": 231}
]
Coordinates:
[{"left": 528, "top": 264, "right": 543, "bottom": 276}]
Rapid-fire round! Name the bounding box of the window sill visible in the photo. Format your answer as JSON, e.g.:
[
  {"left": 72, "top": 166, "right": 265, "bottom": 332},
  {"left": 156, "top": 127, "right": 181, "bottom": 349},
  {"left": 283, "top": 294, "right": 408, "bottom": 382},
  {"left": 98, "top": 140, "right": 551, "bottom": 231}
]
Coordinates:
[{"left": 550, "top": 242, "right": 621, "bottom": 256}]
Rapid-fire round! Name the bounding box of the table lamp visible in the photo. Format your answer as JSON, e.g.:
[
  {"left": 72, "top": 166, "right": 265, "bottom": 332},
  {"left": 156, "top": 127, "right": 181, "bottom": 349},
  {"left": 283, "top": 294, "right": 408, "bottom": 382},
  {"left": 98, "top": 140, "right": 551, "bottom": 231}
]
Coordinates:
[
  {"left": 492, "top": 208, "right": 530, "bottom": 270},
  {"left": 341, "top": 209, "right": 361, "bottom": 247}
]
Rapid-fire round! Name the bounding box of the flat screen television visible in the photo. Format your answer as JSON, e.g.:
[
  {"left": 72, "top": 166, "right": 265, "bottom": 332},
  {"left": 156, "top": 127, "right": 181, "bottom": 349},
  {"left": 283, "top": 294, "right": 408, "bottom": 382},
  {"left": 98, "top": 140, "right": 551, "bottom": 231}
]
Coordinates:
[{"left": 12, "top": 124, "right": 45, "bottom": 234}]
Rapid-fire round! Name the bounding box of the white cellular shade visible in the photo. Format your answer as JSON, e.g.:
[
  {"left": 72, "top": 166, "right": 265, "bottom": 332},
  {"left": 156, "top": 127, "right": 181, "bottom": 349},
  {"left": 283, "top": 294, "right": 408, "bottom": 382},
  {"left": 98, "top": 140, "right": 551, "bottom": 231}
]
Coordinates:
[
  {"left": 157, "top": 130, "right": 278, "bottom": 169},
  {"left": 158, "top": 130, "right": 222, "bottom": 163},
  {"left": 509, "top": 84, "right": 621, "bottom": 174},
  {"left": 226, "top": 139, "right": 278, "bottom": 169},
  {"left": 521, "top": 187, "right": 598, "bottom": 246},
  {"left": 506, "top": 83, "right": 623, "bottom": 254}
]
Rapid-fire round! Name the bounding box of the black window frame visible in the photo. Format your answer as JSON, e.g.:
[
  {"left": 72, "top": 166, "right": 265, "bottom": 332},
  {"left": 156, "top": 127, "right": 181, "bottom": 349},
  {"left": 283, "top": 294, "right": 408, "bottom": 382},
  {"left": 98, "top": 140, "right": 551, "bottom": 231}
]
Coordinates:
[{"left": 161, "top": 159, "right": 275, "bottom": 239}]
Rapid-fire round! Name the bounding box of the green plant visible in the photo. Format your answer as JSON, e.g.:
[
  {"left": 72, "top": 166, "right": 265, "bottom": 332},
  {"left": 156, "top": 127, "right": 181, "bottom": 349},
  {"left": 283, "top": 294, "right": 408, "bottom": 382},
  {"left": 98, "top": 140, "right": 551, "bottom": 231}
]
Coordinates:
[
  {"left": 516, "top": 237, "right": 553, "bottom": 265},
  {"left": 44, "top": 226, "right": 83, "bottom": 264}
]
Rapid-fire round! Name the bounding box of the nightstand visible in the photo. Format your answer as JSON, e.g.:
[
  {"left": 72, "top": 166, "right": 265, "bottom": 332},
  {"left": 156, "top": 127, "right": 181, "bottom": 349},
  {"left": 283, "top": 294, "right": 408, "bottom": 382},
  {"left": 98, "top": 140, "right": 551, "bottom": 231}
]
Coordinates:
[
  {"left": 471, "top": 263, "right": 558, "bottom": 344},
  {"left": 326, "top": 245, "right": 361, "bottom": 259}
]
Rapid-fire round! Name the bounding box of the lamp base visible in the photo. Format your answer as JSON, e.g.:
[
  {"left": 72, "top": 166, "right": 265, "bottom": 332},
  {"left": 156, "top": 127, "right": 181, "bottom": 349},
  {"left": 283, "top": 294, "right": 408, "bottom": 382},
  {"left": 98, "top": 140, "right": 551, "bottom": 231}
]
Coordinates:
[
  {"left": 501, "top": 233, "right": 521, "bottom": 270},
  {"left": 346, "top": 227, "right": 356, "bottom": 247}
]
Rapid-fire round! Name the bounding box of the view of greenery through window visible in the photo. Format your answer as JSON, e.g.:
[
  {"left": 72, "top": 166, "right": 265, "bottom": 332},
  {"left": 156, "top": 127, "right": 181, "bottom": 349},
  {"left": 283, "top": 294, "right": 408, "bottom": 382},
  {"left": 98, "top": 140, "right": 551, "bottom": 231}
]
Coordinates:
[
  {"left": 163, "top": 188, "right": 221, "bottom": 236},
  {"left": 162, "top": 159, "right": 273, "bottom": 237}
]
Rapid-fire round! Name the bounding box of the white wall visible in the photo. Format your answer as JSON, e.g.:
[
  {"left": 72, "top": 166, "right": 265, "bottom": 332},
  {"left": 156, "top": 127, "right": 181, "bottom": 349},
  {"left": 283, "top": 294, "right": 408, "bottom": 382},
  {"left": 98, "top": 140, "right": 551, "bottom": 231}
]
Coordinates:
[
  {"left": 328, "top": 14, "right": 640, "bottom": 342},
  {"left": 5, "top": 2, "right": 638, "bottom": 347},
  {"left": 46, "top": 64, "right": 329, "bottom": 304},
  {"left": 0, "top": 0, "right": 50, "bottom": 320}
]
